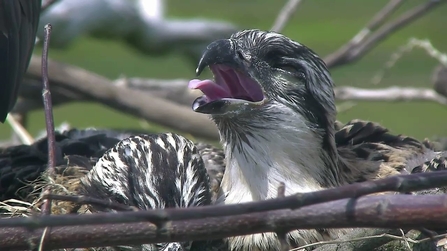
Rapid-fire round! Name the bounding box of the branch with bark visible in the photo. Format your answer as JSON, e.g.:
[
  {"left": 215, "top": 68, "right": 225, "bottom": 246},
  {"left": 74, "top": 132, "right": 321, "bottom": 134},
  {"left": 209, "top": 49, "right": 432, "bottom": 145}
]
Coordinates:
[
  {"left": 12, "top": 0, "right": 446, "bottom": 142},
  {"left": 22, "top": 56, "right": 219, "bottom": 140},
  {"left": 271, "top": 0, "right": 305, "bottom": 33},
  {"left": 1, "top": 170, "right": 447, "bottom": 250},
  {"left": 335, "top": 86, "right": 447, "bottom": 105},
  {"left": 324, "top": 0, "right": 446, "bottom": 68},
  {"left": 1, "top": 194, "right": 446, "bottom": 250},
  {"left": 17, "top": 58, "right": 447, "bottom": 143},
  {"left": 3, "top": 2, "right": 447, "bottom": 250}
]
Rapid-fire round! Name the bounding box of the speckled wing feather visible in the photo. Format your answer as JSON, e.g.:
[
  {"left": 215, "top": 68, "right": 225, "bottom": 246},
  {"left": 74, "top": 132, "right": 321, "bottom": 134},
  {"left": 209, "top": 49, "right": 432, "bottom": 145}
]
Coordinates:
[
  {"left": 65, "top": 128, "right": 227, "bottom": 200},
  {"left": 195, "top": 142, "right": 225, "bottom": 203},
  {"left": 411, "top": 154, "right": 447, "bottom": 195},
  {"left": 0, "top": 127, "right": 227, "bottom": 205},
  {"left": 80, "top": 133, "right": 226, "bottom": 251},
  {"left": 80, "top": 133, "right": 212, "bottom": 210},
  {"left": 335, "top": 119, "right": 442, "bottom": 184}
]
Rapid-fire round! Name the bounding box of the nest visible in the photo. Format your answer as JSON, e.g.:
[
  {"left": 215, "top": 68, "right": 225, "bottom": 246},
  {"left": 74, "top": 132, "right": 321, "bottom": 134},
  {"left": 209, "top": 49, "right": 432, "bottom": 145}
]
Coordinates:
[
  {"left": 0, "top": 160, "right": 107, "bottom": 251},
  {"left": 2, "top": 164, "right": 89, "bottom": 215}
]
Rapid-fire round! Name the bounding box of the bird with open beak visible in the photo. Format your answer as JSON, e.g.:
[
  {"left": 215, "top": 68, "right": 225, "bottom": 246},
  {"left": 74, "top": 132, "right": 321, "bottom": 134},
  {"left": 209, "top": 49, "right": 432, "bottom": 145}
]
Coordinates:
[{"left": 189, "top": 29, "right": 443, "bottom": 251}]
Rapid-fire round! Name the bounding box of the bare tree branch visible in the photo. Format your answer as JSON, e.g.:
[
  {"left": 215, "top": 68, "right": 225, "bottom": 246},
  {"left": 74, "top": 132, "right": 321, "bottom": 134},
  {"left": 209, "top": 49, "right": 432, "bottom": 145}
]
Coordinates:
[
  {"left": 326, "top": 0, "right": 405, "bottom": 65},
  {"left": 324, "top": 0, "right": 445, "bottom": 68},
  {"left": 113, "top": 77, "right": 200, "bottom": 107},
  {"left": 1, "top": 170, "right": 447, "bottom": 229},
  {"left": 24, "top": 56, "right": 219, "bottom": 140},
  {"left": 43, "top": 194, "right": 137, "bottom": 212},
  {"left": 15, "top": 69, "right": 447, "bottom": 141},
  {"left": 5, "top": 114, "right": 34, "bottom": 144},
  {"left": 364, "top": 0, "right": 406, "bottom": 32},
  {"left": 271, "top": 0, "right": 305, "bottom": 33},
  {"left": 433, "top": 65, "right": 447, "bottom": 98},
  {"left": 37, "top": 24, "right": 57, "bottom": 251},
  {"left": 308, "top": 229, "right": 438, "bottom": 251},
  {"left": 1, "top": 194, "right": 447, "bottom": 250},
  {"left": 372, "top": 37, "right": 447, "bottom": 85},
  {"left": 305, "top": 229, "right": 402, "bottom": 251},
  {"left": 11, "top": 1, "right": 444, "bottom": 142},
  {"left": 18, "top": 73, "right": 447, "bottom": 119},
  {"left": 335, "top": 86, "right": 447, "bottom": 105}
]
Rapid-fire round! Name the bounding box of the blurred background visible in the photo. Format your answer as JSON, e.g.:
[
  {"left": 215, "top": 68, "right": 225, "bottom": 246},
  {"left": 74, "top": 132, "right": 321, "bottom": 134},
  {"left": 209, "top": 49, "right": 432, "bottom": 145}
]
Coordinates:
[{"left": 1, "top": 0, "right": 446, "bottom": 141}]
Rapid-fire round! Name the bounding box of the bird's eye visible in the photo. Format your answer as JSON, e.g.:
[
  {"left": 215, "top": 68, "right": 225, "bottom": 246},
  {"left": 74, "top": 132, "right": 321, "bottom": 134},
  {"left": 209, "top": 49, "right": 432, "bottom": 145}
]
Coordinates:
[{"left": 237, "top": 50, "right": 246, "bottom": 61}]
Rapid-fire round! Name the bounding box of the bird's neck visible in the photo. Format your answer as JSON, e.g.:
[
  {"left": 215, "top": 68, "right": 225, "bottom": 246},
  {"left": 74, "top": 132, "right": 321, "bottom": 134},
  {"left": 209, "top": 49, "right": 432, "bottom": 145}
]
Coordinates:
[{"left": 217, "top": 115, "right": 336, "bottom": 205}]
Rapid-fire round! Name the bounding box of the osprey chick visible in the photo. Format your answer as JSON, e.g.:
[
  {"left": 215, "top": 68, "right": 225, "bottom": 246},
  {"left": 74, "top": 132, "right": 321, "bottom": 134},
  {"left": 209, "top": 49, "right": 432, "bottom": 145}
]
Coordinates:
[
  {"left": 80, "top": 133, "right": 225, "bottom": 251},
  {"left": 189, "top": 29, "right": 441, "bottom": 250}
]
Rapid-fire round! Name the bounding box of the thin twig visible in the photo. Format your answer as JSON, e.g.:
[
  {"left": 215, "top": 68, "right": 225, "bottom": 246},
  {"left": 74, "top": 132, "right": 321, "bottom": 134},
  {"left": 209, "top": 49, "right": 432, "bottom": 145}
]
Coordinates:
[
  {"left": 24, "top": 56, "right": 219, "bottom": 140},
  {"left": 363, "top": 0, "right": 406, "bottom": 32},
  {"left": 277, "top": 182, "right": 286, "bottom": 198},
  {"left": 335, "top": 86, "right": 447, "bottom": 105},
  {"left": 271, "top": 0, "right": 304, "bottom": 33},
  {"left": 1, "top": 194, "right": 447, "bottom": 250},
  {"left": 324, "top": 0, "right": 445, "bottom": 68},
  {"left": 340, "top": 0, "right": 405, "bottom": 50},
  {"left": 1, "top": 170, "right": 447, "bottom": 229},
  {"left": 43, "top": 194, "right": 138, "bottom": 212},
  {"left": 399, "top": 229, "right": 412, "bottom": 250},
  {"left": 351, "top": 0, "right": 445, "bottom": 65},
  {"left": 19, "top": 73, "right": 447, "bottom": 119},
  {"left": 39, "top": 23, "right": 55, "bottom": 251},
  {"left": 275, "top": 182, "right": 289, "bottom": 251},
  {"left": 372, "top": 37, "right": 447, "bottom": 85},
  {"left": 40, "top": 23, "right": 56, "bottom": 213},
  {"left": 5, "top": 114, "right": 34, "bottom": 145},
  {"left": 294, "top": 231, "right": 447, "bottom": 251}
]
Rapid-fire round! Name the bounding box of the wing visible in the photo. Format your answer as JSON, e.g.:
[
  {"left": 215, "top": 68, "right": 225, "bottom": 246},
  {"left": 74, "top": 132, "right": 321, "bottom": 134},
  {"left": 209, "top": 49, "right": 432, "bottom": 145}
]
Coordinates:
[
  {"left": 195, "top": 142, "right": 225, "bottom": 203},
  {"left": 0, "top": 0, "right": 41, "bottom": 122},
  {"left": 0, "top": 129, "right": 125, "bottom": 201},
  {"left": 335, "top": 119, "right": 442, "bottom": 184}
]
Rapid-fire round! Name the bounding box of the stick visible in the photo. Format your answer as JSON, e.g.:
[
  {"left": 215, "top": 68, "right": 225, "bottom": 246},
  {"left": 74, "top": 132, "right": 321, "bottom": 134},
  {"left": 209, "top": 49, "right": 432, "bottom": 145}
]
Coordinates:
[
  {"left": 38, "top": 23, "right": 55, "bottom": 251},
  {"left": 40, "top": 23, "right": 56, "bottom": 214},
  {"left": 1, "top": 194, "right": 447, "bottom": 250},
  {"left": 335, "top": 86, "right": 447, "bottom": 105},
  {"left": 24, "top": 56, "right": 220, "bottom": 140},
  {"left": 5, "top": 114, "right": 34, "bottom": 145},
  {"left": 42, "top": 194, "right": 138, "bottom": 212},
  {"left": 2, "top": 170, "right": 447, "bottom": 229},
  {"left": 270, "top": 0, "right": 304, "bottom": 33},
  {"left": 324, "top": 0, "right": 445, "bottom": 68}
]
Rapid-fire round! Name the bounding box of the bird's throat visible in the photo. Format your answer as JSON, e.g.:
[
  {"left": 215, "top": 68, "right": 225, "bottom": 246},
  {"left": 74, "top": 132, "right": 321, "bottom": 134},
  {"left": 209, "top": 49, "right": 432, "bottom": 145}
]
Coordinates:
[{"left": 218, "top": 121, "right": 328, "bottom": 205}]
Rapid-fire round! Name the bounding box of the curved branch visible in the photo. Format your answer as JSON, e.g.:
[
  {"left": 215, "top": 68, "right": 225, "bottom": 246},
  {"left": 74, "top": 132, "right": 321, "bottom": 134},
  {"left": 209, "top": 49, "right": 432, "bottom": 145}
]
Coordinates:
[
  {"left": 17, "top": 71, "right": 446, "bottom": 139},
  {"left": 271, "top": 0, "right": 305, "bottom": 33},
  {"left": 1, "top": 194, "right": 446, "bottom": 250},
  {"left": 335, "top": 86, "right": 447, "bottom": 105},
  {"left": 324, "top": 0, "right": 445, "bottom": 68},
  {"left": 25, "top": 56, "right": 219, "bottom": 140}
]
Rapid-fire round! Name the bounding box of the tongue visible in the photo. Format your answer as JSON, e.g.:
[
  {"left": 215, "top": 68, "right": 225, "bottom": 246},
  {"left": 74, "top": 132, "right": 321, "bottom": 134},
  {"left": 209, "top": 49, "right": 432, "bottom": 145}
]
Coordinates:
[{"left": 188, "top": 79, "right": 231, "bottom": 101}]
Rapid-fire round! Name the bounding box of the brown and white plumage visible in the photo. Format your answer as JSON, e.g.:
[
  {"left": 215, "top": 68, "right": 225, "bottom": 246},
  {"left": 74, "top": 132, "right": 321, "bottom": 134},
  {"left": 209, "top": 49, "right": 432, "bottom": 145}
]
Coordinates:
[
  {"left": 1, "top": 27, "right": 445, "bottom": 251},
  {"left": 189, "top": 29, "right": 446, "bottom": 250},
  {"left": 80, "top": 133, "right": 219, "bottom": 251},
  {"left": 0, "top": 124, "right": 443, "bottom": 250},
  {"left": 0, "top": 129, "right": 227, "bottom": 250}
]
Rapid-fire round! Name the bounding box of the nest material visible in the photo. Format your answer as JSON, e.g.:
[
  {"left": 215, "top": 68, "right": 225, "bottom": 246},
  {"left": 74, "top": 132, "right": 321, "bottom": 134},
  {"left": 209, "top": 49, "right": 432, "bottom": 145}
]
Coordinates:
[
  {"left": 0, "top": 159, "right": 110, "bottom": 250},
  {"left": 0, "top": 157, "right": 91, "bottom": 218}
]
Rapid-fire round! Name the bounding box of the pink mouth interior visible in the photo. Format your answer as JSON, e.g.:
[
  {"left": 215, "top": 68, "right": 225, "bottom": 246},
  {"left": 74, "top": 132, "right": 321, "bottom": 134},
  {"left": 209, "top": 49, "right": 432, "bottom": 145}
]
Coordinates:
[{"left": 188, "top": 65, "right": 264, "bottom": 103}]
